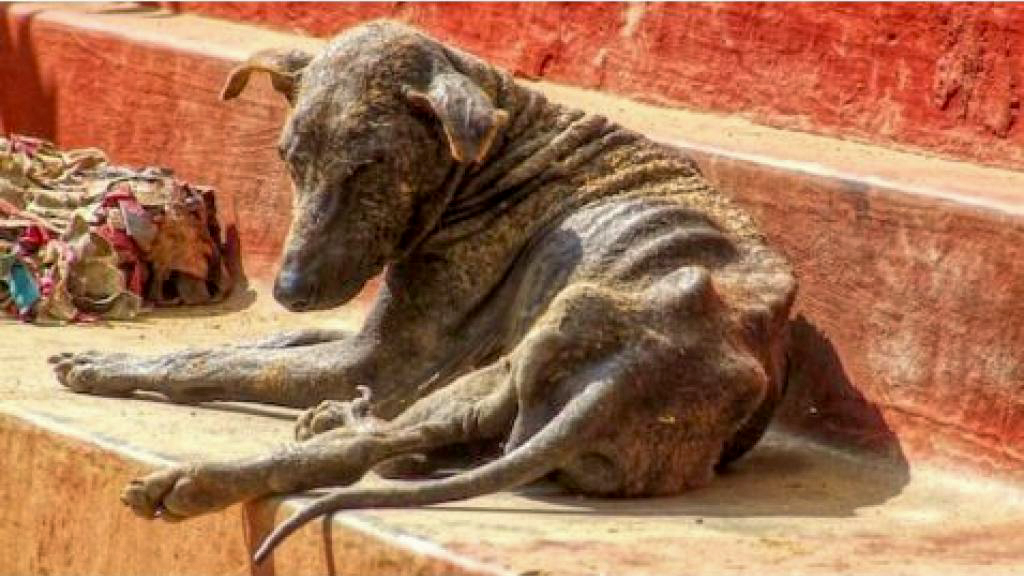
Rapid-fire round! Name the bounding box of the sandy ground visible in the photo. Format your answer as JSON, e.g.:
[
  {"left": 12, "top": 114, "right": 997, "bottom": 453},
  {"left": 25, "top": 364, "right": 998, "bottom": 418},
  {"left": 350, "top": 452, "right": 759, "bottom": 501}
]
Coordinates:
[{"left": 2, "top": 285, "right": 1023, "bottom": 575}]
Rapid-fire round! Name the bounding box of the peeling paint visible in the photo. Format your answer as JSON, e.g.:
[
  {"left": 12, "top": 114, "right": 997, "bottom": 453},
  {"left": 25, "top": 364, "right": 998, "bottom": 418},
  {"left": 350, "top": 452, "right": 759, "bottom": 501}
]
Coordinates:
[{"left": 621, "top": 2, "right": 646, "bottom": 39}]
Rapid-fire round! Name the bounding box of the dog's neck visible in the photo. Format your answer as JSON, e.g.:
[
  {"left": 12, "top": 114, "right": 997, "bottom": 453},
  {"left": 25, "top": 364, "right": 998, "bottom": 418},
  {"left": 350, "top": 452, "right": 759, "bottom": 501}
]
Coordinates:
[
  {"left": 422, "top": 76, "right": 634, "bottom": 250},
  {"left": 421, "top": 59, "right": 767, "bottom": 256}
]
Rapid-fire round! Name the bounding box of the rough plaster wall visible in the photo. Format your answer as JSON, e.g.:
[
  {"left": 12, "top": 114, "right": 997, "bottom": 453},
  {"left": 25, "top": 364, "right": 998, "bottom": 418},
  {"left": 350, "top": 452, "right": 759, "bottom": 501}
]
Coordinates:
[{"left": 171, "top": 2, "right": 1024, "bottom": 170}]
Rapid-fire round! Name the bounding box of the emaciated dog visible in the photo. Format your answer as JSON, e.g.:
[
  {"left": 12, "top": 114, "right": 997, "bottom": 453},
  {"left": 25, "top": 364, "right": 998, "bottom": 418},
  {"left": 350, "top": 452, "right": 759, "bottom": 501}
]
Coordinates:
[{"left": 50, "top": 20, "right": 796, "bottom": 562}]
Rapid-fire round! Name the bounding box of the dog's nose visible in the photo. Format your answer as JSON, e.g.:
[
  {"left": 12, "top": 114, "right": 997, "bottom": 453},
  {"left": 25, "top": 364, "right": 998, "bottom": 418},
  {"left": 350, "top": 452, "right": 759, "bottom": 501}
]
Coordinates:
[{"left": 273, "top": 268, "right": 313, "bottom": 311}]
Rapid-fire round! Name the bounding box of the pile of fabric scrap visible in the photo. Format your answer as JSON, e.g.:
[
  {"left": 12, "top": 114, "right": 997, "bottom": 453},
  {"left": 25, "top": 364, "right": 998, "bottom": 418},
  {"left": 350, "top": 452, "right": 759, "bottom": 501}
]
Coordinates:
[{"left": 0, "top": 135, "right": 233, "bottom": 323}]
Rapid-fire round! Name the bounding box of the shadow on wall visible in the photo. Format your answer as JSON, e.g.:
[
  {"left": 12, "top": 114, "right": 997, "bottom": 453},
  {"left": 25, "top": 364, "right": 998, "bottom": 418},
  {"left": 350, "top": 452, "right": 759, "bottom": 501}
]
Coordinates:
[
  {"left": 94, "top": 3, "right": 174, "bottom": 17},
  {"left": 0, "top": 5, "right": 57, "bottom": 139},
  {"left": 780, "top": 315, "right": 909, "bottom": 460}
]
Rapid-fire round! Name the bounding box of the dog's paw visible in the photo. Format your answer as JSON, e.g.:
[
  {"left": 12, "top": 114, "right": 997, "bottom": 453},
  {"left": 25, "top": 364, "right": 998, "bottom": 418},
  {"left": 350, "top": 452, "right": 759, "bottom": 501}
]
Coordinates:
[
  {"left": 295, "top": 386, "right": 375, "bottom": 440},
  {"left": 295, "top": 400, "right": 352, "bottom": 440},
  {"left": 48, "top": 351, "right": 135, "bottom": 396},
  {"left": 121, "top": 465, "right": 242, "bottom": 520}
]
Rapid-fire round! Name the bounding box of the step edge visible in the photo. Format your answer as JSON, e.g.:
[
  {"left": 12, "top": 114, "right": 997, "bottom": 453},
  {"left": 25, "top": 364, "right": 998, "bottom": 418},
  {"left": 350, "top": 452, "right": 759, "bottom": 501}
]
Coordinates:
[{"left": 0, "top": 403, "right": 512, "bottom": 576}]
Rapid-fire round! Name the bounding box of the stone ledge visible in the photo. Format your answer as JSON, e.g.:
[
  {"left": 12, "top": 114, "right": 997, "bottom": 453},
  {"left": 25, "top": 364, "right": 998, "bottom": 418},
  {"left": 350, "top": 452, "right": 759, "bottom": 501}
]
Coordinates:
[
  {"left": 0, "top": 294, "right": 504, "bottom": 576},
  {"left": 0, "top": 407, "right": 503, "bottom": 576},
  {"left": 3, "top": 3, "right": 1023, "bottom": 273},
  {"left": 3, "top": 297, "right": 1022, "bottom": 576}
]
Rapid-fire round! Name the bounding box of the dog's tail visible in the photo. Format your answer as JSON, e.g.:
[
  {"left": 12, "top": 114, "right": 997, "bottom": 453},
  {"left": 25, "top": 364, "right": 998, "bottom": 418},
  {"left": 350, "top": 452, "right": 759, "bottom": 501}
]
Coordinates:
[{"left": 253, "top": 375, "right": 617, "bottom": 564}]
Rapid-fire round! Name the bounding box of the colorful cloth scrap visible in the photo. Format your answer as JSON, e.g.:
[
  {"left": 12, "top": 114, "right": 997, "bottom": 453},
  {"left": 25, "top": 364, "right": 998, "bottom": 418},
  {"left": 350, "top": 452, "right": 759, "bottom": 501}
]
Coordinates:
[{"left": 0, "top": 134, "right": 233, "bottom": 323}]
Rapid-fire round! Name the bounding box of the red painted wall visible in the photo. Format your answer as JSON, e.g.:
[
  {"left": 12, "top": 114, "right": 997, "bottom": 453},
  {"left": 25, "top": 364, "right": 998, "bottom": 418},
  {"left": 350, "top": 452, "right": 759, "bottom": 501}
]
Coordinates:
[{"left": 169, "top": 2, "right": 1024, "bottom": 171}]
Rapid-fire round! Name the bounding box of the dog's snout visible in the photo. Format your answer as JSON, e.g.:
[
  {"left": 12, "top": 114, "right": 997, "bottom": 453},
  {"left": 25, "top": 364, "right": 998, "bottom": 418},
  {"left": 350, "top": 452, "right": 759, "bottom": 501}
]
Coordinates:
[{"left": 273, "top": 266, "right": 314, "bottom": 311}]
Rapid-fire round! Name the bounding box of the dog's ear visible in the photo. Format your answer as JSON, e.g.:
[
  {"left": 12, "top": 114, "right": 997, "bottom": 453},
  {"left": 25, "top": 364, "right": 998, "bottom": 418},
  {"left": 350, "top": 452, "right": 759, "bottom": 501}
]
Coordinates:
[
  {"left": 220, "top": 49, "right": 314, "bottom": 105},
  {"left": 404, "top": 73, "right": 509, "bottom": 164}
]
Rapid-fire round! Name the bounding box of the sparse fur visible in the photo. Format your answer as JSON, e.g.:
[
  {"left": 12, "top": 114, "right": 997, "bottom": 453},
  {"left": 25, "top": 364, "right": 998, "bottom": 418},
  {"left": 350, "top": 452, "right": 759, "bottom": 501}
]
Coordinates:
[{"left": 50, "top": 21, "right": 796, "bottom": 563}]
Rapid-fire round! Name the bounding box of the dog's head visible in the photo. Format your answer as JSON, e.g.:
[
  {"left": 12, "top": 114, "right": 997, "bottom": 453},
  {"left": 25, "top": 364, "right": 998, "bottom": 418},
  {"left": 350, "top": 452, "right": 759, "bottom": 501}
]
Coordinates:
[{"left": 222, "top": 21, "right": 508, "bottom": 310}]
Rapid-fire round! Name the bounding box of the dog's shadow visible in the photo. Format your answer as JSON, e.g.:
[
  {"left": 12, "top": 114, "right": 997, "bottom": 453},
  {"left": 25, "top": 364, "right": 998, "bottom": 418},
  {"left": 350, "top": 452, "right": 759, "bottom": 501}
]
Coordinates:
[
  {"left": 502, "top": 430, "right": 908, "bottom": 519},
  {"left": 417, "top": 425, "right": 907, "bottom": 520}
]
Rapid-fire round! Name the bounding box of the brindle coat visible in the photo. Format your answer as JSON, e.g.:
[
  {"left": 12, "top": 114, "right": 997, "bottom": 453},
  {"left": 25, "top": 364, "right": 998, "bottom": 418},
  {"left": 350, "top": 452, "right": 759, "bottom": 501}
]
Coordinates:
[{"left": 50, "top": 21, "right": 796, "bottom": 562}]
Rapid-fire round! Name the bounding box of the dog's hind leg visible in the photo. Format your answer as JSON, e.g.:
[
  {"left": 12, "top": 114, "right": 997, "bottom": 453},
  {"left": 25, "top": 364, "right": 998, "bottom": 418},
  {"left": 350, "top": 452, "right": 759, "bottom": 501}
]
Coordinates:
[
  {"left": 252, "top": 364, "right": 621, "bottom": 563},
  {"left": 119, "top": 358, "right": 518, "bottom": 520}
]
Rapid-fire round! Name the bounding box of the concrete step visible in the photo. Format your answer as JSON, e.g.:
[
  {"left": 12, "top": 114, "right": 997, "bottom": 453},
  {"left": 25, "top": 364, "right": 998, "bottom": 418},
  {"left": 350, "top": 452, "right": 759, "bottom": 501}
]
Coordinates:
[
  {"left": 3, "top": 293, "right": 1022, "bottom": 576},
  {"left": 168, "top": 2, "right": 1024, "bottom": 172},
  {"left": 1, "top": 4, "right": 1023, "bottom": 575},
  {"left": 0, "top": 296, "right": 497, "bottom": 576}
]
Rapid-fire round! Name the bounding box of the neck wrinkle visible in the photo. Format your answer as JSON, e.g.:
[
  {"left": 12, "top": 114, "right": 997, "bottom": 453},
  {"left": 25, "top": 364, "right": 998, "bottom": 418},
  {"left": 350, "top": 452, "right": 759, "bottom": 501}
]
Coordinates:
[
  {"left": 397, "top": 163, "right": 466, "bottom": 258},
  {"left": 435, "top": 80, "right": 615, "bottom": 231}
]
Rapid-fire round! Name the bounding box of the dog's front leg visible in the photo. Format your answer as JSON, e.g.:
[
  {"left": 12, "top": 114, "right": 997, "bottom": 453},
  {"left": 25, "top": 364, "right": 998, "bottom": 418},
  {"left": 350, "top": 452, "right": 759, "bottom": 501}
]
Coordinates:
[
  {"left": 49, "top": 339, "right": 354, "bottom": 407},
  {"left": 120, "top": 362, "right": 517, "bottom": 520},
  {"left": 118, "top": 429, "right": 407, "bottom": 520},
  {"left": 51, "top": 253, "right": 498, "bottom": 411},
  {"left": 48, "top": 320, "right": 449, "bottom": 410}
]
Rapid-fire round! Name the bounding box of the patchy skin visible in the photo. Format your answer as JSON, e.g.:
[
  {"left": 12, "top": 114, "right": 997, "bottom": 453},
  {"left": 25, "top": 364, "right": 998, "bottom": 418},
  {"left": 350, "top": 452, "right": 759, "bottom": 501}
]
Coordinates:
[{"left": 50, "top": 20, "right": 797, "bottom": 563}]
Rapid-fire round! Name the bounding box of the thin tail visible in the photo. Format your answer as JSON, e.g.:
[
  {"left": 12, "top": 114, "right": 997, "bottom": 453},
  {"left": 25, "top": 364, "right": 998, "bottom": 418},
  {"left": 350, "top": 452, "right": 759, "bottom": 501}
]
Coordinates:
[{"left": 253, "top": 375, "right": 616, "bottom": 564}]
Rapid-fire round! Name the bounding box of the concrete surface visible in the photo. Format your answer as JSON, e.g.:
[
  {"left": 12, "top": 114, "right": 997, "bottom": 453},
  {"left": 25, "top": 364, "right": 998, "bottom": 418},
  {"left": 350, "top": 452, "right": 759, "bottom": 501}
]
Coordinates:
[{"left": 2, "top": 290, "right": 1023, "bottom": 575}]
